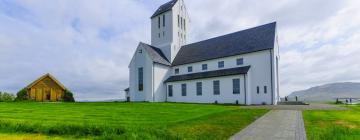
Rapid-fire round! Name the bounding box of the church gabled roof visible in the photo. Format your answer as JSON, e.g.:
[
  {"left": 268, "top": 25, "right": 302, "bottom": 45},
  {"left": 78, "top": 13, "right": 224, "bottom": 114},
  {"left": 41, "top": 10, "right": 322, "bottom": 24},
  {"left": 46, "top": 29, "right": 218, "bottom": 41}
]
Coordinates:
[
  {"left": 26, "top": 73, "right": 67, "bottom": 90},
  {"left": 151, "top": 0, "right": 178, "bottom": 18},
  {"left": 172, "top": 22, "right": 277, "bottom": 66},
  {"left": 140, "top": 42, "right": 171, "bottom": 66}
]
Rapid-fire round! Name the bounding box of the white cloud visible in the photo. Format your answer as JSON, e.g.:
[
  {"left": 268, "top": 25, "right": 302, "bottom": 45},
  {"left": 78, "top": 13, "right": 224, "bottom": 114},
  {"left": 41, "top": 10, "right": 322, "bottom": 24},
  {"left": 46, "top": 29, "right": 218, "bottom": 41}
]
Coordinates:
[{"left": 1, "top": 0, "right": 360, "bottom": 100}]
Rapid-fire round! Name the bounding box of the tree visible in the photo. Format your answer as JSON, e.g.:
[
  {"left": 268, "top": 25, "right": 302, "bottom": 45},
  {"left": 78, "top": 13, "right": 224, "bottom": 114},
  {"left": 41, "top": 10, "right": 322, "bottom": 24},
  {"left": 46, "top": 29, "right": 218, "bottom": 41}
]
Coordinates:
[
  {"left": 63, "top": 90, "right": 75, "bottom": 102},
  {"left": 15, "top": 88, "right": 29, "bottom": 101},
  {"left": 0, "top": 91, "right": 15, "bottom": 102}
]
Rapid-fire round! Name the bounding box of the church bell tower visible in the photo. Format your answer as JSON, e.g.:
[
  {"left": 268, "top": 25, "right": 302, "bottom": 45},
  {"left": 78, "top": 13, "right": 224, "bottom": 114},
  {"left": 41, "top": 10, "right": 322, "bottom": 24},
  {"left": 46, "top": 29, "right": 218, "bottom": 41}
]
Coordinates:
[{"left": 150, "top": 0, "right": 189, "bottom": 62}]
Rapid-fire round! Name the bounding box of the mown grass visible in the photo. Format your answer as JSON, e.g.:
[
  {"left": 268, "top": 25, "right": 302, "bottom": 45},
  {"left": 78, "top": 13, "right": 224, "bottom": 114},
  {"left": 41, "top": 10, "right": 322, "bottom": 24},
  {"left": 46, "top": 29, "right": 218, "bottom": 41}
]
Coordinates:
[
  {"left": 0, "top": 102, "right": 267, "bottom": 139},
  {"left": 303, "top": 105, "right": 360, "bottom": 140}
]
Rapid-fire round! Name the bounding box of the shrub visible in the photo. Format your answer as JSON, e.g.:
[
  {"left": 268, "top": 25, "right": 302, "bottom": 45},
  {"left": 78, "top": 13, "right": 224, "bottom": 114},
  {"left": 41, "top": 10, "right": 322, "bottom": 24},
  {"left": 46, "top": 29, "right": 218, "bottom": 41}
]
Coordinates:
[
  {"left": 63, "top": 90, "right": 75, "bottom": 102},
  {"left": 15, "top": 88, "right": 29, "bottom": 101},
  {"left": 0, "top": 91, "right": 15, "bottom": 102}
]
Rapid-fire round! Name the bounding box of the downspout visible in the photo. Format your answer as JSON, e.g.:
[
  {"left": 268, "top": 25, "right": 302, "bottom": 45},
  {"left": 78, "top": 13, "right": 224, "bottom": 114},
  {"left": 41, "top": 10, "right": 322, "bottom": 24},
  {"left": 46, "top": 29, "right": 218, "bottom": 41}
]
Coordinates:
[
  {"left": 270, "top": 50, "right": 274, "bottom": 105},
  {"left": 244, "top": 74, "right": 247, "bottom": 105},
  {"left": 152, "top": 63, "right": 155, "bottom": 102}
]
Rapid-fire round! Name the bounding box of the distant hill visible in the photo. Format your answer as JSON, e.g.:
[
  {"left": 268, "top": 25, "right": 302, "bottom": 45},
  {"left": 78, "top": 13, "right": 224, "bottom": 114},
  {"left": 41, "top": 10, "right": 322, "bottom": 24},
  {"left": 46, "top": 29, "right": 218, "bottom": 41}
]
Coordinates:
[{"left": 288, "top": 82, "right": 360, "bottom": 102}]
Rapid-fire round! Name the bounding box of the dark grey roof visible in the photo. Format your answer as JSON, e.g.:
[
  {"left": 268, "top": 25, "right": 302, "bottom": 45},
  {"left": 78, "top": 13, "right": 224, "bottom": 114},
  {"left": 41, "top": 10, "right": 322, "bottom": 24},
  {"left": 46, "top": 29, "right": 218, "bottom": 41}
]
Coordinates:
[
  {"left": 140, "top": 42, "right": 171, "bottom": 66},
  {"left": 172, "top": 22, "right": 276, "bottom": 66},
  {"left": 151, "top": 0, "right": 178, "bottom": 18},
  {"left": 164, "top": 66, "right": 250, "bottom": 83}
]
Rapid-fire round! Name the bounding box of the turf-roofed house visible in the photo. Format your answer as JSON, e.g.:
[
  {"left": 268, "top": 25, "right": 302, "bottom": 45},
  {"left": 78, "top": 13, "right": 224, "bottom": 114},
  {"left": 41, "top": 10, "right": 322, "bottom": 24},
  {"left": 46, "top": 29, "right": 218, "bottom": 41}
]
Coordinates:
[{"left": 128, "top": 0, "right": 280, "bottom": 105}]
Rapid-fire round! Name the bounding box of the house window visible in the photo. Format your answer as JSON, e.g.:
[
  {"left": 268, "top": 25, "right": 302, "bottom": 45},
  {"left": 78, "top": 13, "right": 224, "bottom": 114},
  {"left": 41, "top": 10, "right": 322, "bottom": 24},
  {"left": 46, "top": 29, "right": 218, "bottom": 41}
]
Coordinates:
[
  {"left": 163, "top": 14, "right": 165, "bottom": 27},
  {"left": 187, "top": 66, "right": 192, "bottom": 72},
  {"left": 233, "top": 79, "right": 240, "bottom": 94},
  {"left": 163, "top": 31, "right": 165, "bottom": 36},
  {"left": 138, "top": 67, "right": 143, "bottom": 91},
  {"left": 175, "top": 68, "right": 179, "bottom": 74},
  {"left": 196, "top": 82, "right": 202, "bottom": 96},
  {"left": 257, "top": 86, "right": 260, "bottom": 94},
  {"left": 158, "top": 16, "right": 160, "bottom": 28},
  {"left": 181, "top": 84, "right": 186, "bottom": 96},
  {"left": 213, "top": 80, "right": 220, "bottom": 95},
  {"left": 218, "top": 61, "right": 224, "bottom": 68},
  {"left": 168, "top": 85, "right": 173, "bottom": 97},
  {"left": 178, "top": 15, "right": 180, "bottom": 27},
  {"left": 236, "top": 58, "right": 244, "bottom": 65},
  {"left": 138, "top": 49, "right": 142, "bottom": 53},
  {"left": 202, "top": 64, "right": 207, "bottom": 70},
  {"left": 264, "top": 86, "right": 267, "bottom": 94},
  {"left": 158, "top": 33, "right": 160, "bottom": 38}
]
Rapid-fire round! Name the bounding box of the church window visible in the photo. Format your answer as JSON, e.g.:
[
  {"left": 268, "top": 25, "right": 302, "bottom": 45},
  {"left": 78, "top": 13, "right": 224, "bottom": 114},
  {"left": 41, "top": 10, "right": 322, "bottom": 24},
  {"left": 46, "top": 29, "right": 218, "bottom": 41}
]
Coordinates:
[
  {"left": 168, "top": 85, "right": 173, "bottom": 97},
  {"left": 158, "top": 16, "right": 160, "bottom": 28},
  {"left": 213, "top": 80, "right": 220, "bottom": 95},
  {"left": 182, "top": 84, "right": 187, "bottom": 96},
  {"left": 218, "top": 61, "right": 224, "bottom": 68},
  {"left": 233, "top": 79, "right": 240, "bottom": 94},
  {"left": 180, "top": 17, "right": 183, "bottom": 29},
  {"left": 257, "top": 86, "right": 260, "bottom": 94},
  {"left": 163, "top": 14, "right": 165, "bottom": 27},
  {"left": 237, "top": 58, "right": 244, "bottom": 65},
  {"left": 175, "top": 68, "right": 179, "bottom": 74},
  {"left": 138, "top": 67, "right": 143, "bottom": 91},
  {"left": 187, "top": 66, "right": 192, "bottom": 72},
  {"left": 184, "top": 19, "right": 186, "bottom": 30},
  {"left": 196, "top": 82, "right": 202, "bottom": 96},
  {"left": 202, "top": 64, "right": 207, "bottom": 70},
  {"left": 264, "top": 86, "right": 267, "bottom": 94},
  {"left": 178, "top": 15, "right": 180, "bottom": 27}
]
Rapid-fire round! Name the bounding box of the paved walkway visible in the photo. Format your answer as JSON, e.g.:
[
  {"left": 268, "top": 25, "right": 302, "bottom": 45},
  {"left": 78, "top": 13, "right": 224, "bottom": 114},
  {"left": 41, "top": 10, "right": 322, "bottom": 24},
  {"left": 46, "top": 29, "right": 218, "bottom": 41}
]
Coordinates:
[{"left": 229, "top": 110, "right": 307, "bottom": 140}]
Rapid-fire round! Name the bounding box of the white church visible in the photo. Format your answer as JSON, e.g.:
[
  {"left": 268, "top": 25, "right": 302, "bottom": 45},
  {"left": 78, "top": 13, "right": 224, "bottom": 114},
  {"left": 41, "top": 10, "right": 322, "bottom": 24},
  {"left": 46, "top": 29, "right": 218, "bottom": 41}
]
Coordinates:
[{"left": 127, "top": 0, "right": 280, "bottom": 105}]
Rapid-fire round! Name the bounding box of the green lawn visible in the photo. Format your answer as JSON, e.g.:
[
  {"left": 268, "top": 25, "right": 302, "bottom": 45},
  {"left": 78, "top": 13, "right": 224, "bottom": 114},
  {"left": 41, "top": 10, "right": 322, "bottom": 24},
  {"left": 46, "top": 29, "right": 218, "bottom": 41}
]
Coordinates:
[
  {"left": 0, "top": 102, "right": 267, "bottom": 140},
  {"left": 303, "top": 105, "right": 360, "bottom": 140}
]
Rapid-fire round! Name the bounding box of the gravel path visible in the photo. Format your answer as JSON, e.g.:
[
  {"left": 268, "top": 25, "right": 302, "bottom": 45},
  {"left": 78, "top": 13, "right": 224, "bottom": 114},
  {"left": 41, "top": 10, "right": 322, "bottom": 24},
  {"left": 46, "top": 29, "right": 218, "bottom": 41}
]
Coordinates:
[{"left": 229, "top": 110, "right": 307, "bottom": 140}]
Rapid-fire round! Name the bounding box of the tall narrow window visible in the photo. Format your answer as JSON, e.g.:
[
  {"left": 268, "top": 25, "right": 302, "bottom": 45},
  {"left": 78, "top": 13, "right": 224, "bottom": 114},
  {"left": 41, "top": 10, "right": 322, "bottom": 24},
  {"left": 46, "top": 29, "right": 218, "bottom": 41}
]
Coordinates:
[
  {"left": 213, "top": 80, "right": 220, "bottom": 95},
  {"left": 168, "top": 85, "right": 173, "bottom": 97},
  {"left": 236, "top": 58, "right": 244, "bottom": 65},
  {"left": 218, "top": 61, "right": 224, "bottom": 68},
  {"left": 163, "top": 14, "right": 165, "bottom": 27},
  {"left": 158, "top": 16, "right": 160, "bottom": 28},
  {"left": 233, "top": 79, "right": 240, "bottom": 94},
  {"left": 196, "top": 82, "right": 202, "bottom": 96},
  {"left": 181, "top": 84, "right": 186, "bottom": 96},
  {"left": 184, "top": 19, "right": 186, "bottom": 30},
  {"left": 264, "top": 86, "right": 267, "bottom": 94},
  {"left": 202, "top": 64, "right": 207, "bottom": 70},
  {"left": 138, "top": 67, "right": 143, "bottom": 91},
  {"left": 178, "top": 15, "right": 180, "bottom": 27},
  {"left": 257, "top": 86, "right": 260, "bottom": 94},
  {"left": 187, "top": 66, "right": 192, "bottom": 72},
  {"left": 175, "top": 68, "right": 179, "bottom": 74},
  {"left": 180, "top": 17, "right": 183, "bottom": 29}
]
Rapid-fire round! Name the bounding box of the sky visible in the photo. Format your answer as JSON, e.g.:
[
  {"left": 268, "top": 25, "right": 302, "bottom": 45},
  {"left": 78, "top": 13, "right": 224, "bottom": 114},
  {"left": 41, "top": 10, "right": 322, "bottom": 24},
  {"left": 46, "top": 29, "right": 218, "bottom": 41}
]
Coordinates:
[{"left": 1, "top": 0, "right": 360, "bottom": 101}]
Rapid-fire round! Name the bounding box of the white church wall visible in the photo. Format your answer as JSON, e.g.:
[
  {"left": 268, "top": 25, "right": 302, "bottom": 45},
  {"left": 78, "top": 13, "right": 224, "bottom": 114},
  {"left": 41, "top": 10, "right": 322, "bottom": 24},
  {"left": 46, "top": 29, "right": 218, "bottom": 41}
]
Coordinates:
[
  {"left": 166, "top": 75, "right": 246, "bottom": 104},
  {"left": 129, "top": 45, "right": 154, "bottom": 102},
  {"left": 153, "top": 63, "right": 171, "bottom": 102},
  {"left": 171, "top": 50, "right": 274, "bottom": 105}
]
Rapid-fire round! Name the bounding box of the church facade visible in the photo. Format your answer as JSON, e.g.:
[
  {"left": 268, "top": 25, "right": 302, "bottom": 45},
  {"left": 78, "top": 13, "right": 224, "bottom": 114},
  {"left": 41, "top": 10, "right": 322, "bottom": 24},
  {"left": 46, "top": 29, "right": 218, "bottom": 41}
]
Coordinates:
[{"left": 128, "top": 0, "right": 280, "bottom": 105}]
